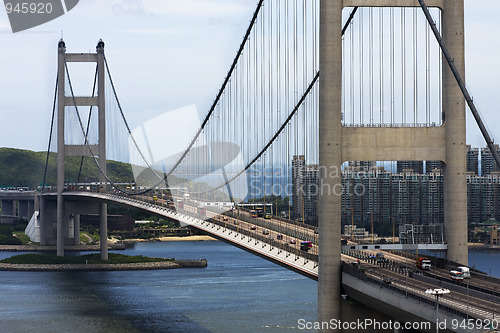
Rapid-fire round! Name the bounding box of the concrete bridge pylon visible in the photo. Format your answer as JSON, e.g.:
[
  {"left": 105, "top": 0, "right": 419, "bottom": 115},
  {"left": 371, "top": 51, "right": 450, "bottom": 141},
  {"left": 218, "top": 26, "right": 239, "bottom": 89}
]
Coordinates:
[
  {"left": 319, "top": 0, "right": 466, "bottom": 329},
  {"left": 46, "top": 39, "right": 109, "bottom": 259}
]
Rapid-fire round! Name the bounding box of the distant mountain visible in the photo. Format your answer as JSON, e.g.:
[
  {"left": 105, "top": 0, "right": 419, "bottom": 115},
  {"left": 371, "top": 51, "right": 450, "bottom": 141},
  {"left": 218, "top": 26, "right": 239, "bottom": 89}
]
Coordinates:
[{"left": 0, "top": 148, "right": 134, "bottom": 189}]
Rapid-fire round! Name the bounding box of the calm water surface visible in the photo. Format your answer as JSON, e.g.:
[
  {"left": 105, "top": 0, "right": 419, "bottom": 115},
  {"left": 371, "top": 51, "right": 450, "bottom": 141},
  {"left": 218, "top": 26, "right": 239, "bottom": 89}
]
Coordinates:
[{"left": 0, "top": 242, "right": 496, "bottom": 333}]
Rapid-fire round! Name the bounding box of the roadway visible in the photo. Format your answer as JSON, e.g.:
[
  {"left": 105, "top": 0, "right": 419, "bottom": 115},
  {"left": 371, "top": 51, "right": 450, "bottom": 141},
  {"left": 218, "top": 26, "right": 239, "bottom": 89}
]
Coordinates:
[
  {"left": 48, "top": 188, "right": 500, "bottom": 327},
  {"left": 344, "top": 249, "right": 500, "bottom": 323}
]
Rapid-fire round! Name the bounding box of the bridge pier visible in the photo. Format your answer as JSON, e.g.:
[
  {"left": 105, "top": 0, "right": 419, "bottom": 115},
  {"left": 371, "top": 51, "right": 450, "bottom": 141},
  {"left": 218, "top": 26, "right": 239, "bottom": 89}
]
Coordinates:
[
  {"left": 54, "top": 39, "right": 108, "bottom": 259},
  {"left": 442, "top": 0, "right": 468, "bottom": 266},
  {"left": 318, "top": 0, "right": 343, "bottom": 330},
  {"left": 319, "top": 0, "right": 468, "bottom": 329},
  {"left": 73, "top": 213, "right": 80, "bottom": 245},
  {"left": 1, "top": 199, "right": 15, "bottom": 217},
  {"left": 100, "top": 203, "right": 108, "bottom": 260}
]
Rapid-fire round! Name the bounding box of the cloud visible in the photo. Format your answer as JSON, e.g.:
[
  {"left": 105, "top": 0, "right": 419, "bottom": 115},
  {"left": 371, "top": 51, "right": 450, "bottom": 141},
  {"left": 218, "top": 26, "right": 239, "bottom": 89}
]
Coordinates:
[
  {"left": 0, "top": 18, "right": 11, "bottom": 32},
  {"left": 107, "top": 0, "right": 254, "bottom": 18},
  {"left": 118, "top": 28, "right": 185, "bottom": 36}
]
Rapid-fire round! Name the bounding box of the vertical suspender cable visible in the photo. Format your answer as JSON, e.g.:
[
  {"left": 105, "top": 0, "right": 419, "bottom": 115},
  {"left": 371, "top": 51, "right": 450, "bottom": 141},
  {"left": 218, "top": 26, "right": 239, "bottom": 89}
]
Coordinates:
[
  {"left": 369, "top": 7, "right": 373, "bottom": 125},
  {"left": 413, "top": 8, "right": 418, "bottom": 125},
  {"left": 42, "top": 75, "right": 59, "bottom": 191},
  {"left": 402, "top": 8, "right": 406, "bottom": 124},
  {"left": 418, "top": 0, "right": 500, "bottom": 170},
  {"left": 380, "top": 8, "right": 384, "bottom": 125},
  {"left": 390, "top": 8, "right": 394, "bottom": 125},
  {"left": 77, "top": 67, "right": 98, "bottom": 183}
]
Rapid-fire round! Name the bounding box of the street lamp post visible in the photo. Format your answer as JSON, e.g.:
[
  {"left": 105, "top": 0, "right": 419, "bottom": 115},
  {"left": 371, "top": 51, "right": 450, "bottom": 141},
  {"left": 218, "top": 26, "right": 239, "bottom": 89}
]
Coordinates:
[{"left": 425, "top": 288, "right": 450, "bottom": 333}]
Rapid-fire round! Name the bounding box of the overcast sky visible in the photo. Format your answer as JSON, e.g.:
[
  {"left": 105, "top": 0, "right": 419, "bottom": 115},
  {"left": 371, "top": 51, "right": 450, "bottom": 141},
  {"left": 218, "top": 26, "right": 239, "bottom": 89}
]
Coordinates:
[{"left": 0, "top": 0, "right": 499, "bottom": 153}]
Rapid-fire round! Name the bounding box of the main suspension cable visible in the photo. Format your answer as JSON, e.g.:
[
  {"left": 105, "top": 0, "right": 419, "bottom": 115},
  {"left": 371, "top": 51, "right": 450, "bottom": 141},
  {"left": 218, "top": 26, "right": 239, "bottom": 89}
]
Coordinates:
[{"left": 41, "top": 74, "right": 58, "bottom": 192}]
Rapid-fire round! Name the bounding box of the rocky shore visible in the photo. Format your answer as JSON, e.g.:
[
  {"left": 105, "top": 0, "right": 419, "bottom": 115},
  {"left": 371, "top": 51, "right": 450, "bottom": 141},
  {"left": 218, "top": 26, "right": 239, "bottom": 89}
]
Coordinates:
[
  {"left": 0, "top": 244, "right": 125, "bottom": 252},
  {"left": 0, "top": 259, "right": 207, "bottom": 271}
]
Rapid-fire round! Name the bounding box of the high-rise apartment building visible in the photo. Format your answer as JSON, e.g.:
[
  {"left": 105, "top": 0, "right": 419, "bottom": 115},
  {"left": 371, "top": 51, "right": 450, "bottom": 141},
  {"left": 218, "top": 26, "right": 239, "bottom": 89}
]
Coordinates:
[
  {"left": 397, "top": 161, "right": 424, "bottom": 174},
  {"left": 466, "top": 145, "right": 479, "bottom": 175},
  {"left": 292, "top": 155, "right": 318, "bottom": 224},
  {"left": 426, "top": 161, "right": 443, "bottom": 173},
  {"left": 292, "top": 147, "right": 498, "bottom": 233},
  {"left": 481, "top": 144, "right": 500, "bottom": 176}
]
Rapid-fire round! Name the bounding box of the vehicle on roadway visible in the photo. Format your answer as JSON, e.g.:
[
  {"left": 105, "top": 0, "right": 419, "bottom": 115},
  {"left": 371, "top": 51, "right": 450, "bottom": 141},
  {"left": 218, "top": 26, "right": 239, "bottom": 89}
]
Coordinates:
[
  {"left": 264, "top": 213, "right": 271, "bottom": 219},
  {"left": 289, "top": 239, "right": 296, "bottom": 244},
  {"left": 416, "top": 257, "right": 432, "bottom": 270},
  {"left": 457, "top": 266, "right": 470, "bottom": 278},
  {"left": 263, "top": 229, "right": 270, "bottom": 235},
  {"left": 300, "top": 241, "right": 312, "bottom": 251},
  {"left": 276, "top": 234, "right": 283, "bottom": 240},
  {"left": 250, "top": 210, "right": 257, "bottom": 218},
  {"left": 177, "top": 200, "right": 184, "bottom": 210},
  {"left": 376, "top": 252, "right": 387, "bottom": 263},
  {"left": 251, "top": 225, "right": 257, "bottom": 230},
  {"left": 197, "top": 206, "right": 206, "bottom": 216},
  {"left": 450, "top": 270, "right": 464, "bottom": 281}
]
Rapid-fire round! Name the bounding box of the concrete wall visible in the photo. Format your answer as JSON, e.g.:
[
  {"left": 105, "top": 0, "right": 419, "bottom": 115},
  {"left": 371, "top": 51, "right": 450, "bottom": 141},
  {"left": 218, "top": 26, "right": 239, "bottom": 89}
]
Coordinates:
[
  {"left": 343, "top": 273, "right": 470, "bottom": 333},
  {"left": 39, "top": 197, "right": 99, "bottom": 245}
]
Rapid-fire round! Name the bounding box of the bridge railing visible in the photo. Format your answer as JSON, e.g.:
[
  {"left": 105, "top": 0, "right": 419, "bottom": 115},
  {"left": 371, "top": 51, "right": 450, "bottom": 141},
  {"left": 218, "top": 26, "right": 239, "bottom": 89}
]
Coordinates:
[
  {"left": 341, "top": 262, "right": 481, "bottom": 321},
  {"left": 202, "top": 215, "right": 319, "bottom": 264},
  {"left": 222, "top": 210, "right": 318, "bottom": 246},
  {"left": 69, "top": 188, "right": 319, "bottom": 263},
  {"left": 420, "top": 270, "right": 500, "bottom": 299}
]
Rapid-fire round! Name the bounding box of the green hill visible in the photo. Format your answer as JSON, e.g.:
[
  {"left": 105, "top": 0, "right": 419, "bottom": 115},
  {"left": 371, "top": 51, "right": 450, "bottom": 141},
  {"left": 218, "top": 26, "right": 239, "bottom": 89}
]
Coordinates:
[{"left": 0, "top": 147, "right": 134, "bottom": 189}]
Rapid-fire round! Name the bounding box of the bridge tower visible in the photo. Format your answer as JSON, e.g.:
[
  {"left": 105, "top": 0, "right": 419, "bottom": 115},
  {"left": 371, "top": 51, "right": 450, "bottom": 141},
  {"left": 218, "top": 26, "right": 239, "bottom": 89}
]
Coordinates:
[
  {"left": 319, "top": 0, "right": 466, "bottom": 327},
  {"left": 55, "top": 40, "right": 108, "bottom": 259}
]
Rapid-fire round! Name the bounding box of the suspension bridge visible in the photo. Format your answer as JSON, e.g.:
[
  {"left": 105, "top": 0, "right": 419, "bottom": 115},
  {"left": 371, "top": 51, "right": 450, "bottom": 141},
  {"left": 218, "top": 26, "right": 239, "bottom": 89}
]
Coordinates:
[{"left": 12, "top": 0, "right": 500, "bottom": 331}]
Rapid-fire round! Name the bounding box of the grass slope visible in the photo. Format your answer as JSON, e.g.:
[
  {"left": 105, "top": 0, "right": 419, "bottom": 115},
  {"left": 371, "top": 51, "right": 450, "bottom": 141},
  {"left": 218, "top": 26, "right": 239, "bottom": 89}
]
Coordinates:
[{"left": 0, "top": 253, "right": 174, "bottom": 265}]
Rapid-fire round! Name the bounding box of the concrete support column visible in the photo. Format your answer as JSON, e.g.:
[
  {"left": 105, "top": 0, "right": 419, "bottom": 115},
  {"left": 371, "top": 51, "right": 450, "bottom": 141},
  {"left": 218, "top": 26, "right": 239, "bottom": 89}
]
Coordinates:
[
  {"left": 96, "top": 40, "right": 108, "bottom": 261},
  {"left": 99, "top": 203, "right": 108, "bottom": 259},
  {"left": 318, "top": 0, "right": 343, "bottom": 330},
  {"left": 1, "top": 200, "right": 14, "bottom": 216},
  {"left": 442, "top": 0, "right": 468, "bottom": 265},
  {"left": 18, "top": 200, "right": 28, "bottom": 219},
  {"left": 27, "top": 200, "right": 34, "bottom": 220},
  {"left": 57, "top": 40, "right": 66, "bottom": 257},
  {"left": 39, "top": 195, "right": 46, "bottom": 246},
  {"left": 74, "top": 214, "right": 80, "bottom": 245}
]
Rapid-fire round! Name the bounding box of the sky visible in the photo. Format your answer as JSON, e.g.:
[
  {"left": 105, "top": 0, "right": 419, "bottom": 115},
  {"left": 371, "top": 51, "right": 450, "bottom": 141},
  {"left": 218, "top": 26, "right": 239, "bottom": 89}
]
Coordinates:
[{"left": 0, "top": 0, "right": 499, "bottom": 153}]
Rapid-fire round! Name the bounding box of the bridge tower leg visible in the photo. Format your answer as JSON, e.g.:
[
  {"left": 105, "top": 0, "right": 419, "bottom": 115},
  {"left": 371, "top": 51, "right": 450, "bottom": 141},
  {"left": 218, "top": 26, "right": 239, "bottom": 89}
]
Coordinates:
[
  {"left": 318, "top": 0, "right": 343, "bottom": 329},
  {"left": 318, "top": 0, "right": 467, "bottom": 329},
  {"left": 57, "top": 40, "right": 66, "bottom": 257},
  {"left": 97, "top": 41, "right": 108, "bottom": 260},
  {"left": 442, "top": 0, "right": 468, "bottom": 265},
  {"left": 56, "top": 40, "right": 108, "bottom": 259}
]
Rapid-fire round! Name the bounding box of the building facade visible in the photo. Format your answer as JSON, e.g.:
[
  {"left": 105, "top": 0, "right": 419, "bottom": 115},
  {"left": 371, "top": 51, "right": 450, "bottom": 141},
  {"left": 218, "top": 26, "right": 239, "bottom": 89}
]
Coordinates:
[{"left": 292, "top": 146, "right": 500, "bottom": 231}]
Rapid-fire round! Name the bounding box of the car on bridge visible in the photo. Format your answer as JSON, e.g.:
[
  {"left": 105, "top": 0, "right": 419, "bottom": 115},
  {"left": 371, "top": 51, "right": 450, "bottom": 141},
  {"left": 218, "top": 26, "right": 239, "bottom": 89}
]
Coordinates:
[
  {"left": 300, "top": 241, "right": 312, "bottom": 251},
  {"left": 251, "top": 225, "right": 257, "bottom": 230},
  {"left": 457, "top": 266, "right": 470, "bottom": 278},
  {"left": 262, "top": 229, "right": 270, "bottom": 235},
  {"left": 450, "top": 270, "right": 464, "bottom": 281}
]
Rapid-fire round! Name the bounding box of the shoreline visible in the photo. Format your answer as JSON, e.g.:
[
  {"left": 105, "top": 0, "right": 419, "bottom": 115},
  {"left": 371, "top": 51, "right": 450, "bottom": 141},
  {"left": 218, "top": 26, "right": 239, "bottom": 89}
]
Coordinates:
[
  {"left": 121, "top": 235, "right": 217, "bottom": 243},
  {"left": 0, "top": 235, "right": 217, "bottom": 252},
  {"left": 0, "top": 259, "right": 207, "bottom": 271},
  {"left": 468, "top": 243, "right": 500, "bottom": 250}
]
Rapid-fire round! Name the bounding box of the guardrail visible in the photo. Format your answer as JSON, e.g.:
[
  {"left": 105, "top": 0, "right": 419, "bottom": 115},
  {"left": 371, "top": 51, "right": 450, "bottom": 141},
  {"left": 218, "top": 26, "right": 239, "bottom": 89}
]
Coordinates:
[
  {"left": 60, "top": 190, "right": 319, "bottom": 264},
  {"left": 341, "top": 262, "right": 480, "bottom": 321}
]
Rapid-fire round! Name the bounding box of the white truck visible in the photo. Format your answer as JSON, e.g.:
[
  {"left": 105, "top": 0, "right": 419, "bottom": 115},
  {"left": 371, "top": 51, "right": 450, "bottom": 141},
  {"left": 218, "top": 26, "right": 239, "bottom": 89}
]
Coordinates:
[{"left": 457, "top": 266, "right": 470, "bottom": 278}]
